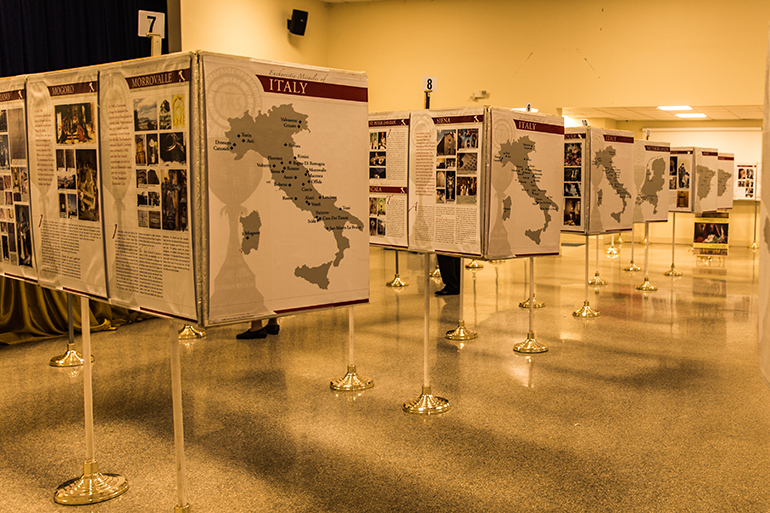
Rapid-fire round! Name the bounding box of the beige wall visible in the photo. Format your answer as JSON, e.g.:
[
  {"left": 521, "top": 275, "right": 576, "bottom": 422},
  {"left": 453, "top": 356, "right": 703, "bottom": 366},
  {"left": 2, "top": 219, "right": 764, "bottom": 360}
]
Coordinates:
[
  {"left": 327, "top": 0, "right": 770, "bottom": 114},
  {"left": 180, "top": 0, "right": 330, "bottom": 67}
]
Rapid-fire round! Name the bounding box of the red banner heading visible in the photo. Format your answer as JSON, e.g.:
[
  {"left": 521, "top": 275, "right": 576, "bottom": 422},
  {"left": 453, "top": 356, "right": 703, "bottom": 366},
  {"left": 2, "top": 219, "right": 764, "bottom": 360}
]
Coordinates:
[
  {"left": 127, "top": 68, "right": 190, "bottom": 89},
  {"left": 256, "top": 75, "right": 367, "bottom": 102},
  {"left": 671, "top": 150, "right": 693, "bottom": 155},
  {"left": 718, "top": 155, "right": 735, "bottom": 161},
  {"left": 603, "top": 134, "right": 634, "bottom": 144},
  {"left": 0, "top": 89, "right": 25, "bottom": 102},
  {"left": 369, "top": 118, "right": 409, "bottom": 127},
  {"left": 515, "top": 119, "right": 564, "bottom": 135},
  {"left": 433, "top": 115, "right": 482, "bottom": 125},
  {"left": 369, "top": 186, "right": 407, "bottom": 194},
  {"left": 645, "top": 145, "right": 670, "bottom": 152},
  {"left": 702, "top": 151, "right": 718, "bottom": 157},
  {"left": 565, "top": 132, "right": 586, "bottom": 140},
  {"left": 48, "top": 81, "right": 98, "bottom": 97}
]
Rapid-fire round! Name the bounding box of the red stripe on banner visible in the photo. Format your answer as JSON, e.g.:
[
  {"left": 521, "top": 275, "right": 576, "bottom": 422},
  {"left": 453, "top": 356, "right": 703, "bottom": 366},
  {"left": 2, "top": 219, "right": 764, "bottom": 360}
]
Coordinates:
[
  {"left": 256, "top": 75, "right": 367, "bottom": 102},
  {"left": 2, "top": 273, "right": 37, "bottom": 283},
  {"left": 565, "top": 133, "right": 586, "bottom": 140},
  {"left": 369, "top": 186, "right": 407, "bottom": 194},
  {"left": 433, "top": 115, "right": 482, "bottom": 125},
  {"left": 603, "top": 134, "right": 634, "bottom": 144},
  {"left": 61, "top": 287, "right": 107, "bottom": 301},
  {"left": 370, "top": 118, "right": 409, "bottom": 127},
  {"left": 139, "top": 307, "right": 198, "bottom": 323},
  {"left": 515, "top": 119, "right": 564, "bottom": 135},
  {"left": 48, "top": 81, "right": 98, "bottom": 97},
  {"left": 645, "top": 145, "right": 670, "bottom": 152},
  {"left": 702, "top": 151, "right": 718, "bottom": 157},
  {"left": 0, "top": 89, "right": 24, "bottom": 102},
  {"left": 718, "top": 156, "right": 735, "bottom": 161},
  {"left": 370, "top": 242, "right": 409, "bottom": 249},
  {"left": 671, "top": 150, "right": 693, "bottom": 155},
  {"left": 274, "top": 298, "right": 369, "bottom": 314},
  {"left": 516, "top": 251, "right": 560, "bottom": 257},
  {"left": 435, "top": 250, "right": 483, "bottom": 258}
]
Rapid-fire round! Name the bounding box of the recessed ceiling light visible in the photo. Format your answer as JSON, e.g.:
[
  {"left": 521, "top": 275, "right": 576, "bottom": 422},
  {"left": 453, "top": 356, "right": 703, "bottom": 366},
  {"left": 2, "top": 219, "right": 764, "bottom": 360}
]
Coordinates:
[
  {"left": 676, "top": 112, "right": 707, "bottom": 118},
  {"left": 658, "top": 105, "right": 693, "bottom": 111}
]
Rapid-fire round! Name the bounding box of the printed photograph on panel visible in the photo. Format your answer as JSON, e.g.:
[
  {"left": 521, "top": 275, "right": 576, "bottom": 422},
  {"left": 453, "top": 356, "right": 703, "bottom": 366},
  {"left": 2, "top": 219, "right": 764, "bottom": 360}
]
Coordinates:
[
  {"left": 161, "top": 168, "right": 188, "bottom": 231},
  {"left": 564, "top": 167, "right": 581, "bottom": 182},
  {"left": 458, "top": 128, "right": 478, "bottom": 150},
  {"left": 59, "top": 193, "right": 66, "bottom": 218},
  {"left": 138, "top": 209, "right": 149, "bottom": 228},
  {"left": 370, "top": 151, "right": 386, "bottom": 167},
  {"left": 0, "top": 135, "right": 8, "bottom": 169},
  {"left": 55, "top": 103, "right": 95, "bottom": 144},
  {"left": 677, "top": 191, "right": 689, "bottom": 208},
  {"left": 564, "top": 142, "right": 582, "bottom": 166},
  {"left": 172, "top": 94, "right": 185, "bottom": 128},
  {"left": 67, "top": 193, "right": 77, "bottom": 218},
  {"left": 564, "top": 198, "right": 581, "bottom": 226},
  {"left": 159, "top": 99, "right": 172, "bottom": 130},
  {"left": 146, "top": 133, "right": 159, "bottom": 165},
  {"left": 0, "top": 110, "right": 6, "bottom": 131},
  {"left": 133, "top": 98, "right": 158, "bottom": 131},
  {"left": 457, "top": 152, "right": 477, "bottom": 174},
  {"left": 370, "top": 167, "right": 385, "bottom": 179},
  {"left": 437, "top": 129, "right": 456, "bottom": 156},
  {"left": 160, "top": 132, "right": 186, "bottom": 165},
  {"left": 135, "top": 134, "right": 147, "bottom": 165},
  {"left": 369, "top": 217, "right": 376, "bottom": 236},
  {"left": 370, "top": 131, "right": 386, "bottom": 150},
  {"left": 456, "top": 176, "right": 477, "bottom": 204},
  {"left": 14, "top": 203, "right": 32, "bottom": 267},
  {"left": 76, "top": 149, "right": 99, "bottom": 221},
  {"left": 446, "top": 171, "right": 456, "bottom": 202},
  {"left": 7, "top": 109, "right": 26, "bottom": 161},
  {"left": 149, "top": 210, "right": 161, "bottom": 229}
]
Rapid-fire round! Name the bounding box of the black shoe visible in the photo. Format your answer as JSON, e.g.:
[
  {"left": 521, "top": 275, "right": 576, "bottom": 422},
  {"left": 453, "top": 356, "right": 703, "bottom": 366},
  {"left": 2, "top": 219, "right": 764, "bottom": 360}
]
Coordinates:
[
  {"left": 236, "top": 327, "right": 268, "bottom": 339},
  {"left": 265, "top": 324, "right": 280, "bottom": 335},
  {"left": 435, "top": 287, "right": 459, "bottom": 296}
]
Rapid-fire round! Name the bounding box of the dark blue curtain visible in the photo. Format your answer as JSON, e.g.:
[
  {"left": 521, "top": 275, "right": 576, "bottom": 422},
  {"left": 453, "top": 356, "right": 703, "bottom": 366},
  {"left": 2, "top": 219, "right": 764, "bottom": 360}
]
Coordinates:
[{"left": 0, "top": 0, "right": 168, "bottom": 77}]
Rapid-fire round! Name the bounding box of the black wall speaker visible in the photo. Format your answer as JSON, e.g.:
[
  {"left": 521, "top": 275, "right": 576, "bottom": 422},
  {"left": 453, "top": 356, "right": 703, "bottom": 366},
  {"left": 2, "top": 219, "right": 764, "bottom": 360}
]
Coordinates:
[{"left": 287, "top": 10, "right": 308, "bottom": 36}]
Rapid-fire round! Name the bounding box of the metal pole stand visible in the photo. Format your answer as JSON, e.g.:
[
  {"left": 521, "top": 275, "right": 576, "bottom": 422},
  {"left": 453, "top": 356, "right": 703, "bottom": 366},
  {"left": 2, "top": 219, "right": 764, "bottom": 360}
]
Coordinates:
[
  {"left": 404, "top": 253, "right": 450, "bottom": 415},
  {"left": 446, "top": 258, "right": 478, "bottom": 341},
  {"left": 50, "top": 293, "right": 93, "bottom": 367},
  {"left": 624, "top": 225, "right": 641, "bottom": 271},
  {"left": 178, "top": 325, "right": 206, "bottom": 340},
  {"left": 574, "top": 234, "right": 600, "bottom": 318},
  {"left": 386, "top": 249, "right": 408, "bottom": 287},
  {"left": 664, "top": 211, "right": 683, "bottom": 276},
  {"left": 169, "top": 320, "right": 191, "bottom": 513},
  {"left": 514, "top": 257, "right": 548, "bottom": 353},
  {"left": 331, "top": 308, "right": 373, "bottom": 391},
  {"left": 751, "top": 201, "right": 759, "bottom": 250},
  {"left": 430, "top": 260, "right": 441, "bottom": 278},
  {"left": 636, "top": 222, "right": 658, "bottom": 292},
  {"left": 465, "top": 259, "right": 483, "bottom": 269},
  {"left": 588, "top": 235, "right": 607, "bottom": 285},
  {"left": 519, "top": 258, "right": 545, "bottom": 308},
  {"left": 606, "top": 233, "right": 619, "bottom": 256},
  {"left": 54, "top": 298, "right": 128, "bottom": 505}
]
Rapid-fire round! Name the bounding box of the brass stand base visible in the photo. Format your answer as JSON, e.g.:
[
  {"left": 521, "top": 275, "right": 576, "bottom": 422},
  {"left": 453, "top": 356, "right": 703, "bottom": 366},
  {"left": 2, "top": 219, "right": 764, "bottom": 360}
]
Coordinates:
[
  {"left": 54, "top": 461, "right": 129, "bottom": 505},
  {"left": 465, "top": 259, "right": 483, "bottom": 269},
  {"left": 624, "top": 261, "right": 641, "bottom": 272},
  {"left": 50, "top": 345, "right": 93, "bottom": 367},
  {"left": 617, "top": 234, "right": 624, "bottom": 244},
  {"left": 519, "top": 297, "right": 545, "bottom": 309},
  {"left": 330, "top": 364, "right": 374, "bottom": 391},
  {"left": 178, "top": 325, "right": 206, "bottom": 340},
  {"left": 445, "top": 320, "right": 478, "bottom": 340},
  {"left": 573, "top": 300, "right": 600, "bottom": 318},
  {"left": 750, "top": 241, "right": 758, "bottom": 251},
  {"left": 514, "top": 331, "right": 548, "bottom": 354},
  {"left": 386, "top": 274, "right": 408, "bottom": 287},
  {"left": 174, "top": 505, "right": 191, "bottom": 513},
  {"left": 588, "top": 271, "right": 607, "bottom": 286},
  {"left": 606, "top": 246, "right": 618, "bottom": 256},
  {"left": 403, "top": 385, "right": 451, "bottom": 415},
  {"left": 636, "top": 277, "right": 658, "bottom": 292},
  {"left": 663, "top": 264, "right": 683, "bottom": 277},
  {"left": 430, "top": 265, "right": 441, "bottom": 278}
]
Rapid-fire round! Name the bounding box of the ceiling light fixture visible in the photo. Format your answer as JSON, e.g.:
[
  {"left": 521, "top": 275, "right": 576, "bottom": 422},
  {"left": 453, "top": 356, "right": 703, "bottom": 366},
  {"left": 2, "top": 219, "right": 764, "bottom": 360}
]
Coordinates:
[{"left": 676, "top": 112, "right": 707, "bottom": 118}]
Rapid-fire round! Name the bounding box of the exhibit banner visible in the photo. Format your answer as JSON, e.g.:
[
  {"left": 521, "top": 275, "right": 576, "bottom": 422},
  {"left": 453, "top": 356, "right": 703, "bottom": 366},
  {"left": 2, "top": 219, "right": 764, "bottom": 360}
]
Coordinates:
[
  {"left": 99, "top": 53, "right": 197, "bottom": 321},
  {"left": 735, "top": 163, "right": 759, "bottom": 200},
  {"left": 487, "top": 108, "right": 563, "bottom": 258},
  {"left": 562, "top": 128, "right": 587, "bottom": 233},
  {"left": 408, "top": 107, "right": 484, "bottom": 256},
  {"left": 201, "top": 52, "right": 369, "bottom": 325},
  {"left": 632, "top": 141, "right": 670, "bottom": 223},
  {"left": 692, "top": 213, "right": 729, "bottom": 256},
  {"left": 27, "top": 67, "right": 107, "bottom": 298},
  {"left": 716, "top": 153, "right": 735, "bottom": 210},
  {"left": 587, "top": 128, "right": 635, "bottom": 234},
  {"left": 692, "top": 147, "right": 719, "bottom": 215},
  {"left": 669, "top": 148, "right": 694, "bottom": 213},
  {"left": 368, "top": 111, "right": 409, "bottom": 249},
  {"left": 0, "top": 76, "right": 36, "bottom": 282}
]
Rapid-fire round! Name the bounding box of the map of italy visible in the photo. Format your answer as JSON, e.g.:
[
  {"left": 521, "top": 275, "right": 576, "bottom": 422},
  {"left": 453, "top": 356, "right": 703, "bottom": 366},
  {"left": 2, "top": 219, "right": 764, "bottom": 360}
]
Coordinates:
[
  {"left": 593, "top": 147, "right": 631, "bottom": 223},
  {"left": 227, "top": 104, "right": 364, "bottom": 289},
  {"left": 635, "top": 156, "right": 667, "bottom": 214},
  {"left": 497, "top": 135, "right": 559, "bottom": 244}
]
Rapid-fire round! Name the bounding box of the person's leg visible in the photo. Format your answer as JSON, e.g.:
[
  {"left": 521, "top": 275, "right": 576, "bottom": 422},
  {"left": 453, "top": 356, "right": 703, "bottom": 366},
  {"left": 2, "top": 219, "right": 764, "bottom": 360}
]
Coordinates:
[
  {"left": 435, "top": 254, "right": 459, "bottom": 295},
  {"left": 236, "top": 317, "right": 280, "bottom": 339}
]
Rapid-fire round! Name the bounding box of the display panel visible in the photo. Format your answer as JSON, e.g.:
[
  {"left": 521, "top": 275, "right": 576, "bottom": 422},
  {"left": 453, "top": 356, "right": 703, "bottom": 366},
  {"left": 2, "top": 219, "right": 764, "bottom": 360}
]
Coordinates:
[
  {"left": 632, "top": 141, "right": 670, "bottom": 223},
  {"left": 716, "top": 152, "right": 735, "bottom": 210},
  {"left": 100, "top": 53, "right": 197, "bottom": 321},
  {"left": 562, "top": 129, "right": 587, "bottom": 233},
  {"left": 693, "top": 148, "right": 719, "bottom": 215},
  {"left": 735, "top": 163, "right": 759, "bottom": 200},
  {"left": 0, "top": 77, "right": 36, "bottom": 282},
  {"left": 669, "top": 148, "right": 694, "bottom": 213},
  {"left": 201, "top": 53, "right": 369, "bottom": 325},
  {"left": 487, "top": 108, "right": 563, "bottom": 258},
  {"left": 27, "top": 67, "right": 107, "bottom": 298},
  {"left": 408, "top": 107, "right": 484, "bottom": 256},
  {"left": 587, "top": 128, "right": 635, "bottom": 234},
  {"left": 368, "top": 112, "right": 409, "bottom": 249}
]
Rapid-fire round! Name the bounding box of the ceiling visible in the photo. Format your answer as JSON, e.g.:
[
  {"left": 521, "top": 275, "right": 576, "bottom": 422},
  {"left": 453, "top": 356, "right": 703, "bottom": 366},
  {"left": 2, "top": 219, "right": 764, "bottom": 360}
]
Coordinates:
[{"left": 561, "top": 105, "right": 764, "bottom": 121}]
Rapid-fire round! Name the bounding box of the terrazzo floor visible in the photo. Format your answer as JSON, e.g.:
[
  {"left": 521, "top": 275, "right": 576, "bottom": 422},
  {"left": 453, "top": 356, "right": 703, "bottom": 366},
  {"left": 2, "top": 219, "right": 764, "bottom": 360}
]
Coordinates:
[{"left": 1, "top": 238, "right": 768, "bottom": 512}]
